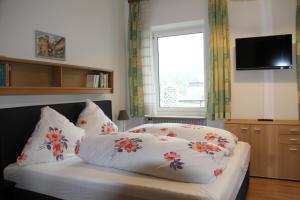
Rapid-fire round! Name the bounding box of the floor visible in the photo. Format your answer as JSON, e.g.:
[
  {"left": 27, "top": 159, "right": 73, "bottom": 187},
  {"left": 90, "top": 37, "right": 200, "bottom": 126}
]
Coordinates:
[{"left": 247, "top": 177, "right": 300, "bottom": 200}]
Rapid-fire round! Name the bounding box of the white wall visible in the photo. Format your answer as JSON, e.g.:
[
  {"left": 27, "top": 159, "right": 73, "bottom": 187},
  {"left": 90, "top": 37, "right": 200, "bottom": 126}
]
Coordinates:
[
  {"left": 142, "top": 0, "right": 298, "bottom": 122},
  {"left": 229, "top": 0, "right": 298, "bottom": 120},
  {"left": 0, "top": 0, "right": 127, "bottom": 121},
  {"left": 150, "top": 0, "right": 208, "bottom": 26}
]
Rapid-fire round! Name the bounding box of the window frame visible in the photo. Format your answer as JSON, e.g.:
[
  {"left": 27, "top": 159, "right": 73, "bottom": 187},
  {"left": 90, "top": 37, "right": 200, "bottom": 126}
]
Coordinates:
[{"left": 152, "top": 22, "right": 208, "bottom": 117}]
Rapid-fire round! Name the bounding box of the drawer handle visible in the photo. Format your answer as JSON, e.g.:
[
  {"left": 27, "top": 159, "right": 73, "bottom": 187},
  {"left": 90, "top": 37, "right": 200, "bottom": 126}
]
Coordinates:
[
  {"left": 253, "top": 128, "right": 261, "bottom": 132},
  {"left": 289, "top": 148, "right": 298, "bottom": 152},
  {"left": 289, "top": 138, "right": 299, "bottom": 142},
  {"left": 289, "top": 128, "right": 299, "bottom": 133},
  {"left": 240, "top": 127, "right": 248, "bottom": 131}
]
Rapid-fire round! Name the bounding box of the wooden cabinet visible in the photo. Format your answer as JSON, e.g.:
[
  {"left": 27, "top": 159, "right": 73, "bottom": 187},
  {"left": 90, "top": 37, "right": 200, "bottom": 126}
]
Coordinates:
[
  {"left": 277, "top": 125, "right": 300, "bottom": 180},
  {"left": 0, "top": 56, "right": 114, "bottom": 95},
  {"left": 249, "top": 125, "right": 277, "bottom": 177},
  {"left": 225, "top": 124, "right": 251, "bottom": 143},
  {"left": 225, "top": 119, "right": 300, "bottom": 180},
  {"left": 277, "top": 144, "right": 300, "bottom": 180}
]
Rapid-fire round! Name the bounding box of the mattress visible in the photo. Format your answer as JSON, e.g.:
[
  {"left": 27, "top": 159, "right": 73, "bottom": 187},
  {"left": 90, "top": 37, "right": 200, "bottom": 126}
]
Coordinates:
[{"left": 4, "top": 141, "right": 250, "bottom": 200}]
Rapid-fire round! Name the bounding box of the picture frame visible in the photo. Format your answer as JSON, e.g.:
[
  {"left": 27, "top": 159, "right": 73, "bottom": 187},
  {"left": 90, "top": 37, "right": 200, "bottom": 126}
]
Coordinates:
[{"left": 35, "top": 30, "right": 66, "bottom": 60}]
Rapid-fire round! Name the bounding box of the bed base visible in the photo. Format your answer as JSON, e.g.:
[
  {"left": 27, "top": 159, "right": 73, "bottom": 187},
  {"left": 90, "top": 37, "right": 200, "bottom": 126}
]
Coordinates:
[
  {"left": 236, "top": 166, "right": 249, "bottom": 200},
  {"left": 9, "top": 166, "right": 250, "bottom": 200}
]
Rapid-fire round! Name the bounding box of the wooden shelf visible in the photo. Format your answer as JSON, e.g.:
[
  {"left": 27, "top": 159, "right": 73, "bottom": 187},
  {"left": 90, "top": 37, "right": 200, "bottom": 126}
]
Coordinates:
[
  {"left": 0, "top": 87, "right": 113, "bottom": 95},
  {"left": 0, "top": 56, "right": 114, "bottom": 95}
]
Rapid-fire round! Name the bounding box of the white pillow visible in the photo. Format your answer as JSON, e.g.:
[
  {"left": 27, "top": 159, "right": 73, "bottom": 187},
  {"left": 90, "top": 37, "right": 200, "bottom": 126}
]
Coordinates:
[
  {"left": 128, "top": 123, "right": 238, "bottom": 156},
  {"left": 78, "top": 132, "right": 228, "bottom": 184},
  {"left": 76, "top": 99, "right": 118, "bottom": 135},
  {"left": 16, "top": 106, "right": 85, "bottom": 166}
]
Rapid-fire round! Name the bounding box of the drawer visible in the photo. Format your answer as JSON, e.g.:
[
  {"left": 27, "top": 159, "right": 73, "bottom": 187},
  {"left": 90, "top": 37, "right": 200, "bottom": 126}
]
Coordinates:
[
  {"left": 281, "top": 144, "right": 300, "bottom": 155},
  {"left": 279, "top": 135, "right": 300, "bottom": 144},
  {"left": 278, "top": 144, "right": 300, "bottom": 180},
  {"left": 278, "top": 125, "right": 300, "bottom": 135}
]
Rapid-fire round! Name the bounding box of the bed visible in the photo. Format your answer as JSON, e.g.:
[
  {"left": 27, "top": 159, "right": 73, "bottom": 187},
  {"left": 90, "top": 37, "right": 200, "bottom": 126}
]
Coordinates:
[{"left": 0, "top": 101, "right": 250, "bottom": 200}]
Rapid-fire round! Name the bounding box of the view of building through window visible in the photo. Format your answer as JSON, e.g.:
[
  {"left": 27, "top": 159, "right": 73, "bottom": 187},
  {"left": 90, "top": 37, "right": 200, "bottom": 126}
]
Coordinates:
[{"left": 157, "top": 33, "right": 205, "bottom": 108}]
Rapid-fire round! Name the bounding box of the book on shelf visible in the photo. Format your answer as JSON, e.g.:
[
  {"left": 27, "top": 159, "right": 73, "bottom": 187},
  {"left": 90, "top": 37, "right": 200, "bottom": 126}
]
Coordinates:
[
  {"left": 6, "top": 63, "right": 12, "bottom": 86},
  {"left": 0, "top": 63, "right": 12, "bottom": 87},
  {"left": 94, "top": 75, "right": 99, "bottom": 88},
  {"left": 86, "top": 74, "right": 100, "bottom": 88},
  {"left": 103, "top": 73, "right": 108, "bottom": 88},
  {"left": 86, "top": 73, "right": 109, "bottom": 89},
  {"left": 98, "top": 72, "right": 109, "bottom": 88},
  {"left": 99, "top": 72, "right": 104, "bottom": 88},
  {"left": 0, "top": 63, "right": 5, "bottom": 86}
]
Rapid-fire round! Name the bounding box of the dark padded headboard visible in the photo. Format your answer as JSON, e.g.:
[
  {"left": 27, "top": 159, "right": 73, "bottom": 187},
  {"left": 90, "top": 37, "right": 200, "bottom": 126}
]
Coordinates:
[{"left": 0, "top": 100, "right": 112, "bottom": 180}]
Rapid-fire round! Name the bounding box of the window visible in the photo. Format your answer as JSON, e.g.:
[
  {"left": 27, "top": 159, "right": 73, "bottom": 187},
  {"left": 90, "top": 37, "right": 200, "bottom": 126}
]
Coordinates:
[{"left": 153, "top": 24, "right": 207, "bottom": 116}]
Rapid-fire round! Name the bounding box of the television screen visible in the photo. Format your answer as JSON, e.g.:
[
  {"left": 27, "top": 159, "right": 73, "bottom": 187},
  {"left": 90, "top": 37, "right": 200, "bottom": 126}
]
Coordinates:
[{"left": 235, "top": 34, "right": 292, "bottom": 70}]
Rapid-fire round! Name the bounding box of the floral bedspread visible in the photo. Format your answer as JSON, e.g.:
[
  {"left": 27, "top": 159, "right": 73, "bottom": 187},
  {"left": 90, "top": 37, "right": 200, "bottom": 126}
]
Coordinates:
[
  {"left": 78, "top": 132, "right": 228, "bottom": 184},
  {"left": 128, "top": 123, "right": 238, "bottom": 156}
]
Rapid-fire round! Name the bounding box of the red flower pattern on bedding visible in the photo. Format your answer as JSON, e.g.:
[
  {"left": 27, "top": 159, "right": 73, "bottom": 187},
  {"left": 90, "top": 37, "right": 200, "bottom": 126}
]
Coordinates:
[
  {"left": 129, "top": 128, "right": 146, "bottom": 133},
  {"left": 52, "top": 142, "right": 64, "bottom": 157},
  {"left": 79, "top": 119, "right": 87, "bottom": 125},
  {"left": 17, "top": 152, "right": 27, "bottom": 164},
  {"left": 74, "top": 136, "right": 85, "bottom": 155},
  {"left": 164, "top": 152, "right": 180, "bottom": 161},
  {"left": 102, "top": 122, "right": 117, "bottom": 134},
  {"left": 160, "top": 138, "right": 168, "bottom": 142},
  {"left": 160, "top": 127, "right": 168, "bottom": 131},
  {"left": 164, "top": 152, "right": 184, "bottom": 170},
  {"left": 75, "top": 140, "right": 80, "bottom": 155},
  {"left": 41, "top": 127, "right": 69, "bottom": 161},
  {"left": 204, "top": 133, "right": 218, "bottom": 141},
  {"left": 214, "top": 168, "right": 223, "bottom": 177},
  {"left": 167, "top": 131, "right": 176, "bottom": 137},
  {"left": 188, "top": 141, "right": 221, "bottom": 155},
  {"left": 217, "top": 137, "right": 229, "bottom": 148},
  {"left": 204, "top": 133, "right": 229, "bottom": 148},
  {"left": 114, "top": 137, "right": 143, "bottom": 153},
  {"left": 46, "top": 128, "right": 63, "bottom": 143}
]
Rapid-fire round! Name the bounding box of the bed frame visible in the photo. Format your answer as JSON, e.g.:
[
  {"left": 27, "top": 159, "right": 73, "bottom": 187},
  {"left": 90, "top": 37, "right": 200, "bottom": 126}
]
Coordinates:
[{"left": 0, "top": 100, "right": 249, "bottom": 200}]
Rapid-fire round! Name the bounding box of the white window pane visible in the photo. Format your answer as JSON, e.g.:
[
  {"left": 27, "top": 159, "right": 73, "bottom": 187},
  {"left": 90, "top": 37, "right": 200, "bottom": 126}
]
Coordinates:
[{"left": 157, "top": 33, "right": 205, "bottom": 108}]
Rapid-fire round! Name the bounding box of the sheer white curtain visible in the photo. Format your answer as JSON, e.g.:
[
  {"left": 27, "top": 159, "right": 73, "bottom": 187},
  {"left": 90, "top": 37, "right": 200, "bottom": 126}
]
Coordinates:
[{"left": 141, "top": 1, "right": 157, "bottom": 115}]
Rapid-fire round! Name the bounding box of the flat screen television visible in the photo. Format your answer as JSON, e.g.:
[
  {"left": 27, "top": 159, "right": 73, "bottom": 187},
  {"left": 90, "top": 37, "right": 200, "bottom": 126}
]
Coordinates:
[{"left": 235, "top": 34, "right": 292, "bottom": 70}]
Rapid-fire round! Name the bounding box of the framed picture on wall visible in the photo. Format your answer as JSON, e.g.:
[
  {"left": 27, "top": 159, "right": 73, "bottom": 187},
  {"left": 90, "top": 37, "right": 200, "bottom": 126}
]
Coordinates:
[{"left": 35, "top": 30, "right": 66, "bottom": 60}]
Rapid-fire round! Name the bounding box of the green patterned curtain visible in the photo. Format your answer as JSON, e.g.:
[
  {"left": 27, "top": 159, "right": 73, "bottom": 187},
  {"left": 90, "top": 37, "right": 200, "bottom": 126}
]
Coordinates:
[
  {"left": 128, "top": 1, "right": 144, "bottom": 117},
  {"left": 207, "top": 0, "right": 231, "bottom": 120},
  {"left": 297, "top": 0, "right": 300, "bottom": 119}
]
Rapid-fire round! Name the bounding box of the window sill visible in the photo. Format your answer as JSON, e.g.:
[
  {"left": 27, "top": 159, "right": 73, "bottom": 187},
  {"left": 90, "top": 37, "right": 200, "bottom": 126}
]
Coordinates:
[{"left": 144, "top": 115, "right": 206, "bottom": 119}]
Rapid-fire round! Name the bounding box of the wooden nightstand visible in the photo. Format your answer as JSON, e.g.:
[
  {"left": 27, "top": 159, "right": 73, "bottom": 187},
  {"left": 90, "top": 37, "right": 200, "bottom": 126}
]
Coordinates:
[{"left": 0, "top": 180, "right": 15, "bottom": 200}]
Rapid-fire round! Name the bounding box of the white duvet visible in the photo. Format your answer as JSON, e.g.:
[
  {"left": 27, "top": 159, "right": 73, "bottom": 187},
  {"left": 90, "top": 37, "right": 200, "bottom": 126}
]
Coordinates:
[
  {"left": 78, "top": 132, "right": 228, "bottom": 184},
  {"left": 128, "top": 123, "right": 238, "bottom": 156}
]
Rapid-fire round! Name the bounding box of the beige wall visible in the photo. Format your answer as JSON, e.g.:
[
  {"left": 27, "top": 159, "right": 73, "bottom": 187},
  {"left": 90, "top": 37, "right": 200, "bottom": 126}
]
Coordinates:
[
  {"left": 0, "top": 0, "right": 127, "bottom": 121},
  {"left": 0, "top": 0, "right": 297, "bottom": 123},
  {"left": 229, "top": 0, "right": 298, "bottom": 120},
  {"left": 147, "top": 0, "right": 298, "bottom": 121}
]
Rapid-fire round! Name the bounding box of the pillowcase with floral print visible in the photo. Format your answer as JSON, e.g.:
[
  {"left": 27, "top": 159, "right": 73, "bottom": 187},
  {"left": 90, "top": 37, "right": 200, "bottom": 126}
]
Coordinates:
[
  {"left": 16, "top": 106, "right": 85, "bottom": 166},
  {"left": 76, "top": 99, "right": 118, "bottom": 136}
]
